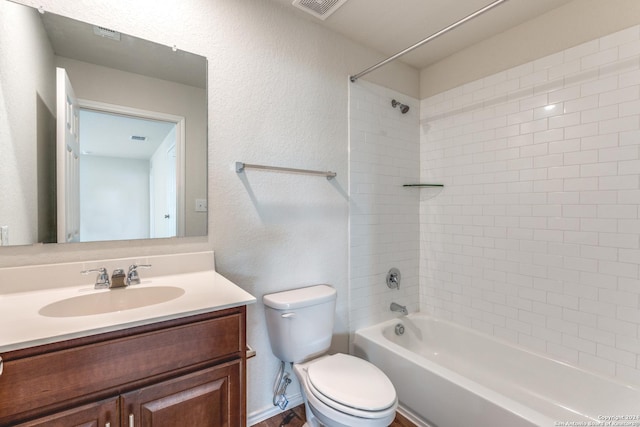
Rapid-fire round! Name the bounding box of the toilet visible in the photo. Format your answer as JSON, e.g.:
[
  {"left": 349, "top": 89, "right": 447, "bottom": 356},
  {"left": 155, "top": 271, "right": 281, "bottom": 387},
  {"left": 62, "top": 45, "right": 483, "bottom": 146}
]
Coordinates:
[{"left": 263, "top": 285, "right": 397, "bottom": 427}]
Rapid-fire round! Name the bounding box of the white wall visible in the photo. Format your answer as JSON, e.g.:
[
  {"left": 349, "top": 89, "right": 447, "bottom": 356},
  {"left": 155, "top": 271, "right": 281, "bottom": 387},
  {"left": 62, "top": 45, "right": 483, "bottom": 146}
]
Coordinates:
[
  {"left": 349, "top": 80, "right": 420, "bottom": 333},
  {"left": 0, "top": 1, "right": 55, "bottom": 245},
  {"left": 80, "top": 155, "right": 150, "bottom": 242},
  {"left": 421, "top": 24, "right": 640, "bottom": 384}
]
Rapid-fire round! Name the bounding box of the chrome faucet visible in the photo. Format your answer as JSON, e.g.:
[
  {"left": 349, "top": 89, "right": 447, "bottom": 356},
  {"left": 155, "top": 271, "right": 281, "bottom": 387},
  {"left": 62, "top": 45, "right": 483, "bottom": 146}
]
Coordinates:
[
  {"left": 81, "top": 264, "right": 152, "bottom": 289},
  {"left": 126, "top": 264, "right": 152, "bottom": 285},
  {"left": 81, "top": 267, "right": 110, "bottom": 289},
  {"left": 111, "top": 268, "right": 127, "bottom": 288},
  {"left": 390, "top": 302, "right": 408, "bottom": 315}
]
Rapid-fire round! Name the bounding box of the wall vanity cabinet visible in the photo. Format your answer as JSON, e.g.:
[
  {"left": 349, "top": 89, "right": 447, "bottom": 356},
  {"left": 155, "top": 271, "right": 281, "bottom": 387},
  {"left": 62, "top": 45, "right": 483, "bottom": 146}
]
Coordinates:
[{"left": 0, "top": 306, "right": 247, "bottom": 426}]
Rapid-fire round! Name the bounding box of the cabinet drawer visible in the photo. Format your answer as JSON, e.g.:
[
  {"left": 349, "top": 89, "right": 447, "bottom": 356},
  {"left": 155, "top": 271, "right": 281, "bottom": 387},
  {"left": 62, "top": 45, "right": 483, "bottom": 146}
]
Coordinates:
[
  {"left": 13, "top": 397, "right": 119, "bottom": 427},
  {"left": 0, "top": 313, "right": 242, "bottom": 423}
]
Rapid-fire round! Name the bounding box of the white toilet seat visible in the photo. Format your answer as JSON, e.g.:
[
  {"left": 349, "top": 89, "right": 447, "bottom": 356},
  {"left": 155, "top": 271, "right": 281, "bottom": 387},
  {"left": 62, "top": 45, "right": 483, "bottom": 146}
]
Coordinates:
[
  {"left": 307, "top": 377, "right": 396, "bottom": 419},
  {"left": 307, "top": 353, "right": 397, "bottom": 414},
  {"left": 294, "top": 354, "right": 398, "bottom": 427}
]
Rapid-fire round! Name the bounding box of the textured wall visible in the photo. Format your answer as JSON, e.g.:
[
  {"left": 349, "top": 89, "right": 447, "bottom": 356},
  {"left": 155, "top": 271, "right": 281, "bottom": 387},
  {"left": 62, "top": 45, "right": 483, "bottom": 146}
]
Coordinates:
[
  {"left": 1, "top": 0, "right": 419, "bottom": 268},
  {"left": 421, "top": 24, "right": 640, "bottom": 385}
]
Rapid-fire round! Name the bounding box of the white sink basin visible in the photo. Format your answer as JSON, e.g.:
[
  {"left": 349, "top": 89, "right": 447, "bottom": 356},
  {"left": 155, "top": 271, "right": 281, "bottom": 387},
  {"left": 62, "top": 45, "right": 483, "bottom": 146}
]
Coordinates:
[{"left": 38, "top": 286, "right": 186, "bottom": 317}]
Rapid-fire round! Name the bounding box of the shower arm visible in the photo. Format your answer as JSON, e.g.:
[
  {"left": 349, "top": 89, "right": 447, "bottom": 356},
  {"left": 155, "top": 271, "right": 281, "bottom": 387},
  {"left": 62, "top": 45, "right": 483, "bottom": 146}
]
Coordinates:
[{"left": 349, "top": 0, "right": 509, "bottom": 82}]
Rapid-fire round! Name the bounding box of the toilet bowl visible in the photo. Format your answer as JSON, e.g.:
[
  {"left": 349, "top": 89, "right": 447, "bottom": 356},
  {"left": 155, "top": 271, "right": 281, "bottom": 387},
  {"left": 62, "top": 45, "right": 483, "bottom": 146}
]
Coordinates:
[
  {"left": 294, "top": 354, "right": 397, "bottom": 427},
  {"left": 263, "top": 285, "right": 398, "bottom": 427}
]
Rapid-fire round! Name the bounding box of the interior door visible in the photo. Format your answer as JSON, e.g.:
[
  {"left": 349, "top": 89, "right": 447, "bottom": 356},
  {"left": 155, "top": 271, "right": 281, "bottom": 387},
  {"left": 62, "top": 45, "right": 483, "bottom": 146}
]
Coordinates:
[
  {"left": 56, "top": 67, "right": 80, "bottom": 243},
  {"left": 164, "top": 144, "right": 177, "bottom": 237},
  {"left": 150, "top": 140, "right": 177, "bottom": 238}
]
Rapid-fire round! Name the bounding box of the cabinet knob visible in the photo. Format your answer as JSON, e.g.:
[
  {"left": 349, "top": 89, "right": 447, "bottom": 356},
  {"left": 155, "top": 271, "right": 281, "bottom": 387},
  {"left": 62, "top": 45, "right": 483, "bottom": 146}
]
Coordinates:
[
  {"left": 129, "top": 414, "right": 134, "bottom": 427},
  {"left": 105, "top": 423, "right": 110, "bottom": 427}
]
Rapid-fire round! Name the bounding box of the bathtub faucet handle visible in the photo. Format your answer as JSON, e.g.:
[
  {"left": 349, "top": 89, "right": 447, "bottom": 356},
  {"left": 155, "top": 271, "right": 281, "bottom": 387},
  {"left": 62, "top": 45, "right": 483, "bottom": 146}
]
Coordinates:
[
  {"left": 390, "top": 302, "right": 408, "bottom": 315},
  {"left": 386, "top": 268, "right": 401, "bottom": 289}
]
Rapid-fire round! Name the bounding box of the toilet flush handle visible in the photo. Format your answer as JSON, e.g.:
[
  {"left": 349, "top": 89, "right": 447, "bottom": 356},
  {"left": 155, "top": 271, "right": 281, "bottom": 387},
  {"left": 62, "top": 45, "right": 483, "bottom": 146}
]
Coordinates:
[{"left": 281, "top": 312, "right": 296, "bottom": 319}]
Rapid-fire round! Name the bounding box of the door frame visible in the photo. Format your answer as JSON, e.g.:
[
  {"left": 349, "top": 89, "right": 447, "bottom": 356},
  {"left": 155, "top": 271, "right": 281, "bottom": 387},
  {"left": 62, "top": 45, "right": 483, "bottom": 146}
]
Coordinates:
[
  {"left": 56, "top": 68, "right": 81, "bottom": 243},
  {"left": 78, "top": 99, "right": 187, "bottom": 237}
]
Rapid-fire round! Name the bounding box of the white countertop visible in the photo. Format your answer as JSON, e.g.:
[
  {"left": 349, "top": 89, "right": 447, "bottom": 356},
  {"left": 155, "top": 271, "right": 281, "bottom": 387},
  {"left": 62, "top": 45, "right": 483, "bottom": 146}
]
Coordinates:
[{"left": 0, "top": 270, "right": 256, "bottom": 353}]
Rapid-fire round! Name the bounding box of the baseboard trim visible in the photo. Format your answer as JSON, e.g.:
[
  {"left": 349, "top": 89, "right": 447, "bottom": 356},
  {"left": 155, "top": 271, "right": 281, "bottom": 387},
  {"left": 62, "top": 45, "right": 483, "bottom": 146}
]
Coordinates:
[
  {"left": 248, "top": 394, "right": 304, "bottom": 426},
  {"left": 397, "top": 404, "right": 432, "bottom": 427}
]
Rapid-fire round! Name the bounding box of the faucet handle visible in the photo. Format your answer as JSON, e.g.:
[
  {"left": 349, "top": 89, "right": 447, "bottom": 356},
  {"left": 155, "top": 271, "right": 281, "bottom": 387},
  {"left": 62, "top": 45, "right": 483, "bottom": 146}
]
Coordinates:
[
  {"left": 127, "top": 264, "right": 151, "bottom": 285},
  {"left": 81, "top": 267, "right": 110, "bottom": 289},
  {"left": 386, "top": 268, "right": 401, "bottom": 289}
]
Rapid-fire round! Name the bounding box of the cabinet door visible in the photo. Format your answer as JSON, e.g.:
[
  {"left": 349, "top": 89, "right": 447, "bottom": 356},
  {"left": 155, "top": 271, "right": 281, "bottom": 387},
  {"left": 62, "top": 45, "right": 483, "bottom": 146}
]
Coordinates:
[
  {"left": 14, "top": 397, "right": 119, "bottom": 427},
  {"left": 121, "top": 362, "right": 241, "bottom": 427}
]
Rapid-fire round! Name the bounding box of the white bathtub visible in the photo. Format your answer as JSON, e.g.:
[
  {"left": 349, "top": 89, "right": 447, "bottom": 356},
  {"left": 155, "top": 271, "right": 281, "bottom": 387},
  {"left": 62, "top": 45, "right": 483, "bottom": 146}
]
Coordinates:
[{"left": 353, "top": 314, "right": 640, "bottom": 427}]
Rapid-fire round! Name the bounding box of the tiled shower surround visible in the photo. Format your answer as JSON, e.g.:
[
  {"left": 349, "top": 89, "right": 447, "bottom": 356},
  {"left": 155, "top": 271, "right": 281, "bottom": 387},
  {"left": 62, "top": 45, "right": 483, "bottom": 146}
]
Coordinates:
[
  {"left": 349, "top": 81, "right": 420, "bottom": 332},
  {"left": 421, "top": 25, "right": 640, "bottom": 383}
]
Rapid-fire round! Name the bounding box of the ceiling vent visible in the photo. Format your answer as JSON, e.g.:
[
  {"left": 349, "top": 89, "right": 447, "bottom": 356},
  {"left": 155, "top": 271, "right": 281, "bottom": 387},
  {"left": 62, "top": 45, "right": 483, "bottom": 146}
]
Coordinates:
[
  {"left": 292, "top": 0, "right": 349, "bottom": 20},
  {"left": 130, "top": 135, "right": 147, "bottom": 142},
  {"left": 92, "top": 25, "right": 121, "bottom": 41}
]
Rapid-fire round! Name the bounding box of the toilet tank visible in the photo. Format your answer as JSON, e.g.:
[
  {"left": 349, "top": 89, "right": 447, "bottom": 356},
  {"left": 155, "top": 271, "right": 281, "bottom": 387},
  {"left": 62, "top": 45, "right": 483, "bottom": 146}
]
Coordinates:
[{"left": 263, "top": 285, "right": 337, "bottom": 363}]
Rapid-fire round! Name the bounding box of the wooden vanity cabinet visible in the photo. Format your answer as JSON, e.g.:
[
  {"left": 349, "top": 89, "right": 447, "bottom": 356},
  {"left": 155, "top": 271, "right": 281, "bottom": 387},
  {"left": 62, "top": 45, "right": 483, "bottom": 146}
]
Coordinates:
[{"left": 0, "top": 306, "right": 247, "bottom": 427}]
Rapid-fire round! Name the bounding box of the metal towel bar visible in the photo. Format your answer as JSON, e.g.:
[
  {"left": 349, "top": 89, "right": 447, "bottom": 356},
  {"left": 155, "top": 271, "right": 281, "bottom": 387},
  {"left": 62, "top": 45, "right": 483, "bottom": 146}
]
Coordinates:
[
  {"left": 235, "top": 162, "right": 336, "bottom": 180},
  {"left": 246, "top": 344, "right": 256, "bottom": 359}
]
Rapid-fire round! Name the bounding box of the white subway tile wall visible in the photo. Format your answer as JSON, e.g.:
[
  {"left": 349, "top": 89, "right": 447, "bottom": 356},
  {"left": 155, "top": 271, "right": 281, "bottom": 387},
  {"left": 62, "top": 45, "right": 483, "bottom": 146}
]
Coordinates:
[
  {"left": 349, "top": 81, "right": 420, "bottom": 332},
  {"left": 421, "top": 25, "right": 640, "bottom": 384}
]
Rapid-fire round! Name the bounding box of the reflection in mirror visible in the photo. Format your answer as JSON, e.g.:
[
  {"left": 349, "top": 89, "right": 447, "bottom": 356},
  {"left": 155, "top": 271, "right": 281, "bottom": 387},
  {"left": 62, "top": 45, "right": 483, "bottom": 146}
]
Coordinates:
[{"left": 0, "top": 0, "right": 207, "bottom": 247}]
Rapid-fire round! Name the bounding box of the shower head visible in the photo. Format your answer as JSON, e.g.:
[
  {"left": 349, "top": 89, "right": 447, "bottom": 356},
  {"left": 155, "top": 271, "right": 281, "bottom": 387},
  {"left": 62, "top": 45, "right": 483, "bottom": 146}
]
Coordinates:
[{"left": 391, "top": 99, "right": 410, "bottom": 114}]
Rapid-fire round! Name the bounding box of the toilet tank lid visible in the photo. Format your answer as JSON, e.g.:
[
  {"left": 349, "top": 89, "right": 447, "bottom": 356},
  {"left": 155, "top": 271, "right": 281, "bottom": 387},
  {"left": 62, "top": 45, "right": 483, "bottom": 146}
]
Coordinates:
[{"left": 263, "top": 285, "right": 336, "bottom": 310}]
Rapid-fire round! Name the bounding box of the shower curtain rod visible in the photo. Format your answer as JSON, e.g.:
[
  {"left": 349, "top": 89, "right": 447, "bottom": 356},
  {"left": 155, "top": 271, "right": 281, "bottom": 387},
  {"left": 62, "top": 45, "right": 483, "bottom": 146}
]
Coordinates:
[{"left": 349, "top": 0, "right": 509, "bottom": 82}]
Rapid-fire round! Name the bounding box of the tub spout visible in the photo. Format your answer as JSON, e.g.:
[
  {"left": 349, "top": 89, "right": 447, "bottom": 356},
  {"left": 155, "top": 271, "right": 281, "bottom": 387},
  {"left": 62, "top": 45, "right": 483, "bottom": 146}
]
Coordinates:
[{"left": 390, "top": 302, "right": 408, "bottom": 315}]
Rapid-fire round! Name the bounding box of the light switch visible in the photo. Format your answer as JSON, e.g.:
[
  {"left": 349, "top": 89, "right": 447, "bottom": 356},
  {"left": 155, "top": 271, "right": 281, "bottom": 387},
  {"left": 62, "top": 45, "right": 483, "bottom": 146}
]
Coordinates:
[
  {"left": 0, "top": 226, "right": 8, "bottom": 246},
  {"left": 195, "top": 199, "right": 207, "bottom": 212}
]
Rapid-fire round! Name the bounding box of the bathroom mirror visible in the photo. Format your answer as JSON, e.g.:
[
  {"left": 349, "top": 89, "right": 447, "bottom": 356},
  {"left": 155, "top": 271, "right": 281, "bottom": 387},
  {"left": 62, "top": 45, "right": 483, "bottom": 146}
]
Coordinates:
[{"left": 0, "top": 0, "right": 207, "bottom": 247}]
